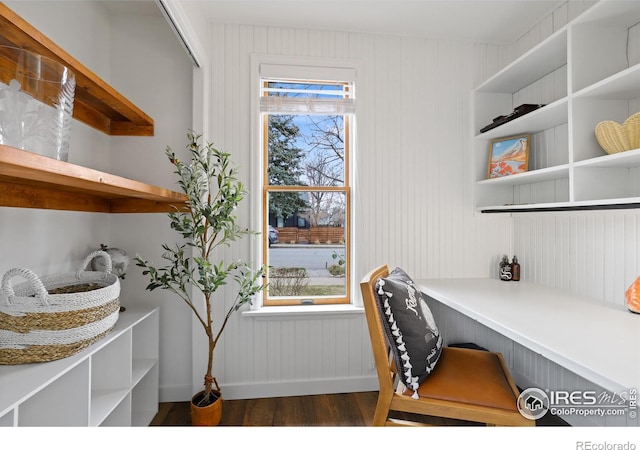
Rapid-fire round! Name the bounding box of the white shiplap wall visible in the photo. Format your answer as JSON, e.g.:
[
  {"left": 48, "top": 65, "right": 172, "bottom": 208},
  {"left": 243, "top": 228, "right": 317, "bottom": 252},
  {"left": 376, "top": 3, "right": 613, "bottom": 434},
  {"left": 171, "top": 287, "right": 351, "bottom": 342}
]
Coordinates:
[
  {"left": 509, "top": 12, "right": 640, "bottom": 303},
  {"left": 513, "top": 211, "right": 640, "bottom": 305},
  {"left": 203, "top": 23, "right": 514, "bottom": 399},
  {"left": 431, "top": 1, "right": 639, "bottom": 427},
  {"left": 201, "top": 4, "right": 638, "bottom": 426}
]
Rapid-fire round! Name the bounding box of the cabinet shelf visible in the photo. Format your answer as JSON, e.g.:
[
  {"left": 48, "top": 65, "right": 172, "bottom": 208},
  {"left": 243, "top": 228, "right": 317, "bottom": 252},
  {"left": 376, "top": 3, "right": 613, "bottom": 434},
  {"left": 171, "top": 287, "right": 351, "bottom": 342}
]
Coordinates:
[
  {"left": 573, "top": 148, "right": 640, "bottom": 169},
  {"left": 480, "top": 199, "right": 640, "bottom": 214},
  {"left": 0, "top": 145, "right": 187, "bottom": 213},
  {"left": 574, "top": 63, "right": 640, "bottom": 100},
  {"left": 0, "top": 3, "right": 153, "bottom": 136},
  {"left": 475, "top": 99, "right": 568, "bottom": 139},
  {"left": 476, "top": 28, "right": 567, "bottom": 94},
  {"left": 132, "top": 359, "right": 156, "bottom": 387},
  {"left": 473, "top": 0, "right": 640, "bottom": 213},
  {"left": 478, "top": 164, "right": 570, "bottom": 186},
  {"left": 0, "top": 307, "right": 159, "bottom": 427},
  {"left": 90, "top": 388, "right": 130, "bottom": 427}
]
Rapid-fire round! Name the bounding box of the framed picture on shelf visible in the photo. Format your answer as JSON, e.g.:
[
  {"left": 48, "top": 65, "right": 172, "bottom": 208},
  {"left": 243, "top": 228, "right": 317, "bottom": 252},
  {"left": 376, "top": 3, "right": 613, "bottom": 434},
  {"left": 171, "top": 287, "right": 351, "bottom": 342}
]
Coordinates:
[{"left": 487, "top": 134, "right": 530, "bottom": 179}]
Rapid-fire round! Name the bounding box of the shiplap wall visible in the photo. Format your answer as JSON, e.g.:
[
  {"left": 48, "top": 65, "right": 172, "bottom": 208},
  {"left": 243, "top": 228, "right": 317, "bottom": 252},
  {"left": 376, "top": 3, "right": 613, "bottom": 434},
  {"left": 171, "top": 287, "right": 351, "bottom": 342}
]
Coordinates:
[
  {"left": 509, "top": 16, "right": 640, "bottom": 304},
  {"left": 431, "top": 1, "right": 639, "bottom": 427},
  {"left": 202, "top": 23, "right": 516, "bottom": 399},
  {"left": 513, "top": 210, "right": 640, "bottom": 306},
  {"left": 197, "top": 3, "right": 639, "bottom": 426}
]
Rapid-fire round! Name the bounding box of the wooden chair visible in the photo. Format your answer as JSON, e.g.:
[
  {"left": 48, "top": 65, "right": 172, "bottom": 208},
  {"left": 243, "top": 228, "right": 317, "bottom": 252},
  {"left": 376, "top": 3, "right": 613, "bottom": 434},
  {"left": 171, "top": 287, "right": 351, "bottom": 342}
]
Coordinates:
[{"left": 360, "top": 265, "right": 534, "bottom": 426}]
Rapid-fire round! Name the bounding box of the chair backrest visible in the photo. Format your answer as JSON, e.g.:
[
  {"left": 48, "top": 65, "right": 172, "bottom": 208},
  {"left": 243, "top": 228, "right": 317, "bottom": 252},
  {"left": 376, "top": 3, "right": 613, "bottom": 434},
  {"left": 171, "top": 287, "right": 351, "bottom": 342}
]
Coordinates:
[{"left": 360, "top": 265, "right": 397, "bottom": 394}]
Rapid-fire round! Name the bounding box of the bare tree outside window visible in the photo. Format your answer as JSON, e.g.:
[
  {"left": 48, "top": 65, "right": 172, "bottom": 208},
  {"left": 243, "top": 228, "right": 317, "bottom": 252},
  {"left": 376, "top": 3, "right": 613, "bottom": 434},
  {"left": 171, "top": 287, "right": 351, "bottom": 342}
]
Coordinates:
[{"left": 262, "top": 79, "right": 352, "bottom": 305}]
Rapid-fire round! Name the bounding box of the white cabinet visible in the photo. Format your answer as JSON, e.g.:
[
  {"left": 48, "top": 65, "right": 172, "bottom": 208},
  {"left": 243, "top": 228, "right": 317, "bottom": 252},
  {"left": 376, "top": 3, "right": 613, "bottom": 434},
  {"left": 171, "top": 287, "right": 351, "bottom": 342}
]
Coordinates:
[
  {"left": 0, "top": 307, "right": 158, "bottom": 427},
  {"left": 473, "top": 0, "right": 640, "bottom": 212}
]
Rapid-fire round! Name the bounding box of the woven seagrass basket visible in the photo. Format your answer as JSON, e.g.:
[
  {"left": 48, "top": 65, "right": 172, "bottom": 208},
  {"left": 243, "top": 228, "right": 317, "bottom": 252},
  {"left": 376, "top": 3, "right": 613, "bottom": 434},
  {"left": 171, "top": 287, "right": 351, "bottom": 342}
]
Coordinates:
[
  {"left": 0, "top": 250, "right": 120, "bottom": 364},
  {"left": 595, "top": 111, "right": 640, "bottom": 155}
]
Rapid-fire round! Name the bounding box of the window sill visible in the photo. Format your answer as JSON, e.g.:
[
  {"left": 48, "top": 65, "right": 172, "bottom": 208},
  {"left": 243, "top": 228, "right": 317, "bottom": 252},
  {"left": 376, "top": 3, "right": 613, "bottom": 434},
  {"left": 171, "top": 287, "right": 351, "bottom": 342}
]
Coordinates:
[{"left": 242, "top": 304, "right": 364, "bottom": 320}]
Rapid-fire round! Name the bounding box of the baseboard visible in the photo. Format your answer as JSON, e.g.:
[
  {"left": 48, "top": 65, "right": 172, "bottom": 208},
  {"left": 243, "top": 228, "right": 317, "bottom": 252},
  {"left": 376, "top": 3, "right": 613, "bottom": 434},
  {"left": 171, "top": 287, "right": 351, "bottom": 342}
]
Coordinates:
[
  {"left": 159, "top": 383, "right": 194, "bottom": 403},
  {"left": 215, "top": 375, "right": 379, "bottom": 400}
]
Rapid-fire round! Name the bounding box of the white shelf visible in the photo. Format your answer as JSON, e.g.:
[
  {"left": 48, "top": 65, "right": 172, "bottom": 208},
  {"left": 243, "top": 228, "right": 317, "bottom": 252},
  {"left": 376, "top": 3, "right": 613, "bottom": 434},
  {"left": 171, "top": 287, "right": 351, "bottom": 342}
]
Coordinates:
[
  {"left": 477, "top": 164, "right": 570, "bottom": 186},
  {"left": 574, "top": 64, "right": 640, "bottom": 100},
  {"left": 574, "top": 148, "right": 640, "bottom": 168},
  {"left": 100, "top": 395, "right": 131, "bottom": 427},
  {"left": 473, "top": 0, "right": 640, "bottom": 212},
  {"left": 572, "top": 197, "right": 640, "bottom": 208},
  {"left": 131, "top": 364, "right": 159, "bottom": 427},
  {"left": 0, "top": 306, "right": 159, "bottom": 427},
  {"left": 572, "top": 0, "right": 640, "bottom": 29},
  {"left": 476, "top": 99, "right": 568, "bottom": 139},
  {"left": 478, "top": 199, "right": 640, "bottom": 214},
  {"left": 90, "top": 388, "right": 130, "bottom": 427},
  {"left": 476, "top": 29, "right": 567, "bottom": 94},
  {"left": 133, "top": 359, "right": 157, "bottom": 387}
]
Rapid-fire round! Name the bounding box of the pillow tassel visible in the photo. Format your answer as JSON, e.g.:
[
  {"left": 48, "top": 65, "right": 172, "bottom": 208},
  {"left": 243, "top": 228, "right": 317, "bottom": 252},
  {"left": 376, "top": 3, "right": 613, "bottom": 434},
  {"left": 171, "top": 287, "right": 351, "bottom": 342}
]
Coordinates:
[{"left": 375, "top": 268, "right": 444, "bottom": 392}]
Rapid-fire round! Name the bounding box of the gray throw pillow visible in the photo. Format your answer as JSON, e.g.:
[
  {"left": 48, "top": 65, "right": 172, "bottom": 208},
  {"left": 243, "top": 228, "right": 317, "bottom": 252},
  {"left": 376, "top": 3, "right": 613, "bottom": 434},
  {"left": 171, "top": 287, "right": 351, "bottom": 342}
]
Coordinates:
[{"left": 375, "top": 267, "right": 443, "bottom": 394}]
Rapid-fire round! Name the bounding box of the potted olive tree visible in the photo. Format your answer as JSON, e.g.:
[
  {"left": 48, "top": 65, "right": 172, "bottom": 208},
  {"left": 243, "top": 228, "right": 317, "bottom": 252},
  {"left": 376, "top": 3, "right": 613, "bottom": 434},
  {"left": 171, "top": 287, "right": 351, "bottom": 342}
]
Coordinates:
[{"left": 136, "top": 131, "right": 265, "bottom": 426}]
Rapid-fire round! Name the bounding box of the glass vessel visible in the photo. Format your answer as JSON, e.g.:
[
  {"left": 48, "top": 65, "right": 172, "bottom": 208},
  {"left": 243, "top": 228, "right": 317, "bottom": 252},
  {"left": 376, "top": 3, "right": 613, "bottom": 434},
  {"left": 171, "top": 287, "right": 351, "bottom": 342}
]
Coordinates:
[{"left": 0, "top": 45, "right": 75, "bottom": 161}]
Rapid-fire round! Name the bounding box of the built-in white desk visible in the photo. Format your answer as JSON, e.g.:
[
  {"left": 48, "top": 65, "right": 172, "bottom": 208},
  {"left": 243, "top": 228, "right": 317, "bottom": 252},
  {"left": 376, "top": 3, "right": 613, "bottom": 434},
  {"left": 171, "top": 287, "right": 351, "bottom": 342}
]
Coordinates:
[{"left": 417, "top": 278, "right": 640, "bottom": 394}]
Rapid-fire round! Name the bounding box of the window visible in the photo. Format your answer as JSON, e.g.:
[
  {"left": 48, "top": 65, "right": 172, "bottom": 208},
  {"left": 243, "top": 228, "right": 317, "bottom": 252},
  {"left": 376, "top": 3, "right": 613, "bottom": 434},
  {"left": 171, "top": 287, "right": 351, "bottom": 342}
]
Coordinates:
[{"left": 259, "top": 66, "right": 355, "bottom": 306}]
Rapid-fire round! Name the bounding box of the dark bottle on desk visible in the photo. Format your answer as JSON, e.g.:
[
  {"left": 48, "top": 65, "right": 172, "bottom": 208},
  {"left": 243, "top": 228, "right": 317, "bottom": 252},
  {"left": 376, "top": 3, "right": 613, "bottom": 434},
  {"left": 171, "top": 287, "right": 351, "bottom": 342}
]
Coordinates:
[
  {"left": 511, "top": 256, "right": 520, "bottom": 281},
  {"left": 499, "top": 255, "right": 511, "bottom": 281}
]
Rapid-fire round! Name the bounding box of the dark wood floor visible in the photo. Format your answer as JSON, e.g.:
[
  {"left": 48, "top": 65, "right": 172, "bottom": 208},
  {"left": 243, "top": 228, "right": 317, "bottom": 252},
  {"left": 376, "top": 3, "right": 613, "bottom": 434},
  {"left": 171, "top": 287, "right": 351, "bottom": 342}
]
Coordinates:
[
  {"left": 150, "top": 391, "right": 568, "bottom": 426},
  {"left": 151, "top": 391, "right": 378, "bottom": 426}
]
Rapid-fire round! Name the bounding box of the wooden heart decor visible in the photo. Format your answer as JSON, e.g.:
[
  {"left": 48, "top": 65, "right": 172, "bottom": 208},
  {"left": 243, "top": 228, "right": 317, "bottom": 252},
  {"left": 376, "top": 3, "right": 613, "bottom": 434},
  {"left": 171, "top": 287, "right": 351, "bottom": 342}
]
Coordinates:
[
  {"left": 595, "top": 112, "right": 640, "bottom": 155},
  {"left": 625, "top": 276, "right": 640, "bottom": 314}
]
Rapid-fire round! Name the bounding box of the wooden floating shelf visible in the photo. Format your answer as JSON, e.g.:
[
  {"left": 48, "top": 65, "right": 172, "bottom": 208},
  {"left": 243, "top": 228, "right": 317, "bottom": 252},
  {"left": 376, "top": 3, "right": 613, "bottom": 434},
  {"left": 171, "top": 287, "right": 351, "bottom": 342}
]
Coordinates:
[
  {"left": 0, "top": 145, "right": 187, "bottom": 213},
  {"left": 0, "top": 2, "right": 154, "bottom": 136}
]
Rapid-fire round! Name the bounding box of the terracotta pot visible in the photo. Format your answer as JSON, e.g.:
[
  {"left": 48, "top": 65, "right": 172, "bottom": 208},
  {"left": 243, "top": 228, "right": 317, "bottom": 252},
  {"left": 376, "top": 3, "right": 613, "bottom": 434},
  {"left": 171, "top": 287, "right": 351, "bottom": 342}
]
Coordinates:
[{"left": 190, "top": 390, "right": 223, "bottom": 426}]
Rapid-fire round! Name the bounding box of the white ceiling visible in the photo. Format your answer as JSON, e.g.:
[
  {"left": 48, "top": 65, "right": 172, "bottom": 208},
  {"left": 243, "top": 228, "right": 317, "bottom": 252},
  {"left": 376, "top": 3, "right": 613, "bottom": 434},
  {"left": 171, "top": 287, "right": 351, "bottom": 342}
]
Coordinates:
[
  {"left": 193, "top": 0, "right": 565, "bottom": 44},
  {"left": 102, "top": 0, "right": 565, "bottom": 44}
]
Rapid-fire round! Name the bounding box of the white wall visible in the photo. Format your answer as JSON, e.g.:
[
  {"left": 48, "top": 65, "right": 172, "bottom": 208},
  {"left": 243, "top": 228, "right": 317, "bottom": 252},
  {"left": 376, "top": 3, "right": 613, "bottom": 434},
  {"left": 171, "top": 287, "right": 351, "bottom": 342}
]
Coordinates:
[
  {"left": 500, "top": 1, "right": 597, "bottom": 71},
  {"left": 0, "top": 2, "right": 111, "bottom": 281},
  {"left": 107, "top": 10, "right": 195, "bottom": 402},
  {"left": 1, "top": 1, "right": 194, "bottom": 402},
  {"left": 430, "top": 0, "right": 638, "bottom": 427},
  {"left": 203, "top": 22, "right": 514, "bottom": 399},
  {"left": 513, "top": 210, "right": 640, "bottom": 306}
]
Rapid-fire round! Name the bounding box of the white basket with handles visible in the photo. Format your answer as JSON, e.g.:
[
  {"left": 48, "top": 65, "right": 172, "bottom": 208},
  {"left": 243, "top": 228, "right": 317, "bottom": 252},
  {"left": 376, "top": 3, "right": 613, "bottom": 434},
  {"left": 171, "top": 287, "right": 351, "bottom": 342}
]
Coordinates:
[{"left": 0, "top": 250, "right": 120, "bottom": 364}]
